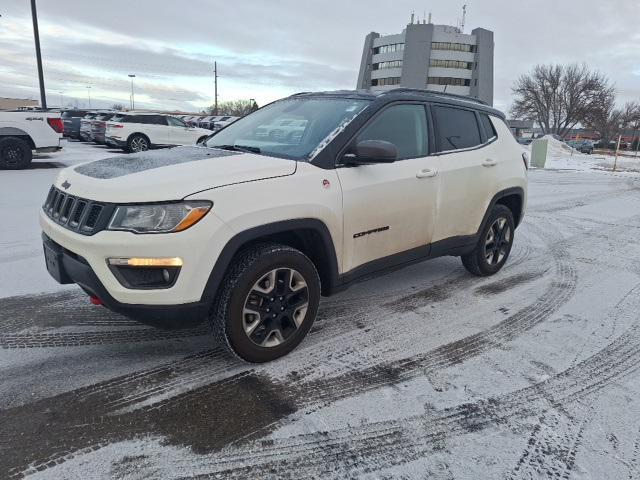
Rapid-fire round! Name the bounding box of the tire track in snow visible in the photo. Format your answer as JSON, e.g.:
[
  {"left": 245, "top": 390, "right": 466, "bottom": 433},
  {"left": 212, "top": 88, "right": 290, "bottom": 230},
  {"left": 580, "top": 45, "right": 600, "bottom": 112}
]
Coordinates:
[{"left": 176, "top": 323, "right": 640, "bottom": 479}]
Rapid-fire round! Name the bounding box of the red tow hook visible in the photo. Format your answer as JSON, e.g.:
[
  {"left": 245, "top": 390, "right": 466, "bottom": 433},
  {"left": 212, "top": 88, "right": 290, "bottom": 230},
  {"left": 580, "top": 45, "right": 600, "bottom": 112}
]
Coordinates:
[{"left": 89, "top": 295, "right": 103, "bottom": 306}]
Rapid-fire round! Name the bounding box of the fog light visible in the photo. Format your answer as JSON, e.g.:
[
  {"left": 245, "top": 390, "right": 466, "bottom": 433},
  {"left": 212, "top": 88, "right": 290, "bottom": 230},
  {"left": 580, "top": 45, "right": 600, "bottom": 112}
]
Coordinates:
[
  {"left": 108, "top": 257, "right": 183, "bottom": 267},
  {"left": 107, "top": 258, "right": 182, "bottom": 289}
]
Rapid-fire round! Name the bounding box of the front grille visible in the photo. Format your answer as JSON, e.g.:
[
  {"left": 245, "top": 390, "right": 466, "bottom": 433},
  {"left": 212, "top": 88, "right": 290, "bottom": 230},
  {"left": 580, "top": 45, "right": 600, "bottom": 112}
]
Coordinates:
[{"left": 43, "top": 186, "right": 114, "bottom": 236}]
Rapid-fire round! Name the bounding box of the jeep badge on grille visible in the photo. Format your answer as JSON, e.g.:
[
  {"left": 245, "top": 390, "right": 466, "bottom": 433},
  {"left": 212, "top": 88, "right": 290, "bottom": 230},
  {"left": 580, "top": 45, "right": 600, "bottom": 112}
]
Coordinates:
[{"left": 61, "top": 180, "right": 71, "bottom": 190}]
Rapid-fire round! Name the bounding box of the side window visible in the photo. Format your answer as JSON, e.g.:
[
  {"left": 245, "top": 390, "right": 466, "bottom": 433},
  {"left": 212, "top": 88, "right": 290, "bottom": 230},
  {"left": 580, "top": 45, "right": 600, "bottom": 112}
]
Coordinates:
[
  {"left": 432, "top": 106, "right": 481, "bottom": 152},
  {"left": 167, "top": 117, "right": 186, "bottom": 127},
  {"left": 356, "top": 104, "right": 428, "bottom": 160},
  {"left": 480, "top": 114, "right": 497, "bottom": 141}
]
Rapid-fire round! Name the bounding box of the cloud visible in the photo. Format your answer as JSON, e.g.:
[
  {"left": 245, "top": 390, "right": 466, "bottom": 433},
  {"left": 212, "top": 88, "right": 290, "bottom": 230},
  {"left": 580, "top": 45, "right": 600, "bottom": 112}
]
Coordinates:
[{"left": 1, "top": 0, "right": 639, "bottom": 112}]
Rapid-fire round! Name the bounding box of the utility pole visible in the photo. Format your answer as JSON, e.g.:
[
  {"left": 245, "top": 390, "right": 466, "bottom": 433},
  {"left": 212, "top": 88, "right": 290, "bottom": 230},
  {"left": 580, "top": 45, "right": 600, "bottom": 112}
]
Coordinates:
[
  {"left": 128, "top": 74, "right": 136, "bottom": 109},
  {"left": 214, "top": 61, "right": 218, "bottom": 115},
  {"left": 59, "top": 91, "right": 64, "bottom": 108},
  {"left": 30, "top": 0, "right": 47, "bottom": 109},
  {"left": 86, "top": 86, "right": 91, "bottom": 108},
  {"left": 613, "top": 134, "right": 621, "bottom": 172}
]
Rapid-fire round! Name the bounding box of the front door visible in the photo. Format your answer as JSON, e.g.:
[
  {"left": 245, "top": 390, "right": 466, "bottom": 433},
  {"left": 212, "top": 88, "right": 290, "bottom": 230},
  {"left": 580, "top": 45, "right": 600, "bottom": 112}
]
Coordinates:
[
  {"left": 167, "top": 116, "right": 193, "bottom": 145},
  {"left": 337, "top": 103, "right": 440, "bottom": 274}
]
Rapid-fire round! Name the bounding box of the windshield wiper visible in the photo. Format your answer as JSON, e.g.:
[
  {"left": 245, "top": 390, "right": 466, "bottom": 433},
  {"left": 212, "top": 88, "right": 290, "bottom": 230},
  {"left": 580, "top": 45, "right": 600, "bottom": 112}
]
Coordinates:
[{"left": 212, "top": 144, "right": 261, "bottom": 154}]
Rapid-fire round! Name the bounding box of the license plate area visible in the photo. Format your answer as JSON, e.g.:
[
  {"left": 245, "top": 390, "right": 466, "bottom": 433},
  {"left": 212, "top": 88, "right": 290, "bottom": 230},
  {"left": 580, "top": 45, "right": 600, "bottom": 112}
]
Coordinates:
[{"left": 43, "top": 239, "right": 72, "bottom": 284}]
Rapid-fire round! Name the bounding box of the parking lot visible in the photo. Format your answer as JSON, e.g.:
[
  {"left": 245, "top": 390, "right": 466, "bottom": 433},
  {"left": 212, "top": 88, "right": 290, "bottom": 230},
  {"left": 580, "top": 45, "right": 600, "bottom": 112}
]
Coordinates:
[{"left": 2, "top": 141, "right": 640, "bottom": 478}]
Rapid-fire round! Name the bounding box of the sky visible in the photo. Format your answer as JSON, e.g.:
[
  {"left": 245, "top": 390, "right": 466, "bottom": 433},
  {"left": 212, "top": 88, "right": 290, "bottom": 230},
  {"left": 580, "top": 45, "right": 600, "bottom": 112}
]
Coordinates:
[{"left": 0, "top": 0, "right": 639, "bottom": 114}]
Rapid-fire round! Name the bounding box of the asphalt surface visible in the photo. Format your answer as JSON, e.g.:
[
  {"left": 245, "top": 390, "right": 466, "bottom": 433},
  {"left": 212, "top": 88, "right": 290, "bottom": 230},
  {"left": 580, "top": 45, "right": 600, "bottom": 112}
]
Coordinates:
[{"left": 2, "top": 161, "right": 640, "bottom": 479}]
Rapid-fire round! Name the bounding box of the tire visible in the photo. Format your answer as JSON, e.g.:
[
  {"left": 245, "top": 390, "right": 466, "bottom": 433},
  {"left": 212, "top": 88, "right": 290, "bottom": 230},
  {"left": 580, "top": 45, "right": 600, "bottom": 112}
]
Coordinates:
[
  {"left": 0, "top": 137, "right": 32, "bottom": 170},
  {"left": 210, "top": 243, "right": 321, "bottom": 363},
  {"left": 126, "top": 134, "right": 150, "bottom": 153},
  {"left": 461, "top": 204, "right": 515, "bottom": 276}
]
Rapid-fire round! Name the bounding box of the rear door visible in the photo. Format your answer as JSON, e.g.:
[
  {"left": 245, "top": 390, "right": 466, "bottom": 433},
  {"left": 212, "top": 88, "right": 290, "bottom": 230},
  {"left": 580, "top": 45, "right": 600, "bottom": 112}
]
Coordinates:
[
  {"left": 337, "top": 103, "right": 440, "bottom": 273},
  {"left": 430, "top": 104, "right": 496, "bottom": 242}
]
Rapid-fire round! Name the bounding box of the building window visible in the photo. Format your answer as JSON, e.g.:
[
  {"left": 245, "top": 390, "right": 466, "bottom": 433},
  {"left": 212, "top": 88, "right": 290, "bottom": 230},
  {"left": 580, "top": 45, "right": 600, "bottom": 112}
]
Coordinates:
[
  {"left": 371, "top": 77, "right": 401, "bottom": 87},
  {"left": 427, "top": 77, "right": 471, "bottom": 87},
  {"left": 429, "top": 59, "right": 472, "bottom": 70},
  {"left": 431, "top": 42, "right": 475, "bottom": 53},
  {"left": 372, "top": 60, "right": 403, "bottom": 70},
  {"left": 373, "top": 43, "right": 405, "bottom": 55}
]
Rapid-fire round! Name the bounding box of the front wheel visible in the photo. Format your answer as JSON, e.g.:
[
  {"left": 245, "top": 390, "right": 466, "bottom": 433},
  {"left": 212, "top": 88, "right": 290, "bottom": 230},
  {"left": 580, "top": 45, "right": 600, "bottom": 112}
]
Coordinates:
[
  {"left": 461, "top": 204, "right": 515, "bottom": 276},
  {"left": 210, "top": 244, "right": 320, "bottom": 362}
]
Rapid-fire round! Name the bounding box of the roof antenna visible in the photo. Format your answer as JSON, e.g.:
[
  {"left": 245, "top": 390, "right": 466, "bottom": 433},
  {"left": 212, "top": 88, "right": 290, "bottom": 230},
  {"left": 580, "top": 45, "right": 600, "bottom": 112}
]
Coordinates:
[
  {"left": 428, "top": 11, "right": 432, "bottom": 23},
  {"left": 410, "top": 11, "right": 415, "bottom": 24},
  {"left": 460, "top": 4, "right": 467, "bottom": 33}
]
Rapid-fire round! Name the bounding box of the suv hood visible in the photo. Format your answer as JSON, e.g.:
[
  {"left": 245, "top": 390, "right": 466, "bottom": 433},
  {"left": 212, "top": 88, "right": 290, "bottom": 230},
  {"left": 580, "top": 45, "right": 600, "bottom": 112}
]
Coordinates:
[{"left": 56, "top": 146, "right": 297, "bottom": 202}]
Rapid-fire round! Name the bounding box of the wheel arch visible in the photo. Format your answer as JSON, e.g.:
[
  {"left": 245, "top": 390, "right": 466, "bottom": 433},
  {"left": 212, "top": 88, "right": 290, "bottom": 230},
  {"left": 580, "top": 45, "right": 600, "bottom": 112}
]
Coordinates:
[
  {"left": 127, "top": 132, "right": 151, "bottom": 145},
  {"left": 0, "top": 129, "right": 36, "bottom": 150},
  {"left": 201, "top": 219, "right": 340, "bottom": 302},
  {"left": 480, "top": 187, "right": 525, "bottom": 233}
]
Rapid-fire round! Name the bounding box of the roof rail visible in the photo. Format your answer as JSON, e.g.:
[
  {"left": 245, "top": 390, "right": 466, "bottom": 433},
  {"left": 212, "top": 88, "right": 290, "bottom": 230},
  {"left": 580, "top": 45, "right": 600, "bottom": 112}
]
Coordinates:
[{"left": 381, "top": 88, "right": 488, "bottom": 106}]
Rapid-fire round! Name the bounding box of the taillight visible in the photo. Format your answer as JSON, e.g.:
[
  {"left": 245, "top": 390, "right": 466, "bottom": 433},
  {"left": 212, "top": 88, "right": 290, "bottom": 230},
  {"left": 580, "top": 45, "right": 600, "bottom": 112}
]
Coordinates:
[
  {"left": 111, "top": 124, "right": 123, "bottom": 129},
  {"left": 47, "top": 117, "right": 64, "bottom": 133}
]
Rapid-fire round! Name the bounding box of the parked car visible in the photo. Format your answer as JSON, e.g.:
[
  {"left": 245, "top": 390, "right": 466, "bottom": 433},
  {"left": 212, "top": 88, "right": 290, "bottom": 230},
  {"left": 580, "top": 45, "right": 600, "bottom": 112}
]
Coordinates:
[
  {"left": 566, "top": 140, "right": 594, "bottom": 154},
  {"left": 104, "top": 113, "right": 211, "bottom": 152},
  {"left": 0, "top": 110, "right": 63, "bottom": 169},
  {"left": 79, "top": 112, "right": 98, "bottom": 141},
  {"left": 212, "top": 116, "right": 239, "bottom": 131},
  {"left": 61, "top": 109, "right": 90, "bottom": 139},
  {"left": 41, "top": 89, "right": 527, "bottom": 362},
  {"left": 515, "top": 137, "right": 533, "bottom": 146},
  {"left": 255, "top": 118, "right": 308, "bottom": 142},
  {"left": 198, "top": 116, "right": 221, "bottom": 130},
  {"left": 90, "top": 112, "right": 117, "bottom": 144}
]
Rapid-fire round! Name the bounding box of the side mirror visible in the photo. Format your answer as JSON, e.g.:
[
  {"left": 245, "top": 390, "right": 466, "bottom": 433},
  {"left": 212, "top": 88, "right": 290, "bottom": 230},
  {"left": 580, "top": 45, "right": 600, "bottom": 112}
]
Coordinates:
[{"left": 344, "top": 140, "right": 398, "bottom": 164}]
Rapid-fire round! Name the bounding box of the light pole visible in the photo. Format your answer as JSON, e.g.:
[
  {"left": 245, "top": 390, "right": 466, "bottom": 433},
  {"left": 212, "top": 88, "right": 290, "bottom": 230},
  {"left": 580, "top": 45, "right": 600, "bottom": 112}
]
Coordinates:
[
  {"left": 30, "top": 0, "right": 47, "bottom": 109},
  {"left": 59, "top": 91, "right": 64, "bottom": 108},
  {"left": 86, "top": 85, "right": 91, "bottom": 108},
  {"left": 128, "top": 74, "right": 136, "bottom": 110}
]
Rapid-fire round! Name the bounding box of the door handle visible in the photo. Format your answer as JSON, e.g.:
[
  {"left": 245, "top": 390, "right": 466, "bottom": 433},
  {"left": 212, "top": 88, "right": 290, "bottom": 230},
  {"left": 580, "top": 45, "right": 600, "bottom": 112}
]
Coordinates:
[
  {"left": 482, "top": 158, "right": 498, "bottom": 167},
  {"left": 416, "top": 168, "right": 437, "bottom": 178}
]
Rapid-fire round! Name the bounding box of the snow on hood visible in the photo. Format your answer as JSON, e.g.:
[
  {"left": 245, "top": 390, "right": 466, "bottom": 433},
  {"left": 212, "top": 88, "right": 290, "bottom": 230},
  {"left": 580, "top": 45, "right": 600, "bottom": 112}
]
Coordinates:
[{"left": 56, "top": 146, "right": 297, "bottom": 203}]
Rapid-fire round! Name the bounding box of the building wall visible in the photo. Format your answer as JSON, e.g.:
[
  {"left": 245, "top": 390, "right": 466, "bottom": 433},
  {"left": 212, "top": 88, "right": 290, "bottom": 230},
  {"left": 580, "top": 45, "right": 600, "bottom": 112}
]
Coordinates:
[
  {"left": 357, "top": 22, "right": 494, "bottom": 105},
  {"left": 470, "top": 28, "right": 494, "bottom": 106},
  {"left": 356, "top": 32, "right": 380, "bottom": 90}
]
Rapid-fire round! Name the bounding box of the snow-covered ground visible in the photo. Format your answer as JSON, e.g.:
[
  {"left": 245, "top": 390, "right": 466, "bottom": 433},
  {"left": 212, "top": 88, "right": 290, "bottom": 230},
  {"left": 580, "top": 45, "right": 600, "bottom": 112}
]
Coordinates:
[
  {"left": 534, "top": 135, "right": 640, "bottom": 173},
  {"left": 1, "top": 140, "right": 640, "bottom": 479}
]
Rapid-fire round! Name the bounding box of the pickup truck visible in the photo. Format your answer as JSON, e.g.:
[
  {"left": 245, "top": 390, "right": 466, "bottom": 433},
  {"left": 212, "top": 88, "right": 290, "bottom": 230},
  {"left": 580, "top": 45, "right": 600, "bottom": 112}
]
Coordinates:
[{"left": 0, "top": 110, "right": 64, "bottom": 169}]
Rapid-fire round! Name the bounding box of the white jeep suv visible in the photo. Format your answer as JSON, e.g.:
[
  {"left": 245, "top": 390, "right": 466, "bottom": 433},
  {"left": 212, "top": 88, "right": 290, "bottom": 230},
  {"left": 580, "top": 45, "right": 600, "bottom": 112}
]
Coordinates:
[
  {"left": 40, "top": 89, "right": 527, "bottom": 362},
  {"left": 105, "top": 113, "right": 211, "bottom": 152}
]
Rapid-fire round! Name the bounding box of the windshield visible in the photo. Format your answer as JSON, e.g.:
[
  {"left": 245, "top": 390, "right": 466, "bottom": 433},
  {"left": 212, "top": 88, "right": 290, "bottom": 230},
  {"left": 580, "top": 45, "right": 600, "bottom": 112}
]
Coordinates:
[{"left": 205, "top": 97, "right": 370, "bottom": 160}]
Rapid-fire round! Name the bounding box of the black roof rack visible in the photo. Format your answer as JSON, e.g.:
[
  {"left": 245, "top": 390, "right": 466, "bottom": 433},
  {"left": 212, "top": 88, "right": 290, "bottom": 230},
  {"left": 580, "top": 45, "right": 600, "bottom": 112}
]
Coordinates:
[{"left": 380, "top": 88, "right": 488, "bottom": 105}]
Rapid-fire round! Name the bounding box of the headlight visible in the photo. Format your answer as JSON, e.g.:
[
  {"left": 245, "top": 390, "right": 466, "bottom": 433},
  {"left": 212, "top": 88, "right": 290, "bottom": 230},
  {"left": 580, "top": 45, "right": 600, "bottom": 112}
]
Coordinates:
[{"left": 107, "top": 201, "right": 212, "bottom": 234}]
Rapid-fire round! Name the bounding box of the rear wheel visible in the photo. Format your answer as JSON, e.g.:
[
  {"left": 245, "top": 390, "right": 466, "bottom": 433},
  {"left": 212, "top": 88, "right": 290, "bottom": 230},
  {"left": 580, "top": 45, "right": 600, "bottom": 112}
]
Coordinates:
[
  {"left": 127, "top": 134, "right": 149, "bottom": 153},
  {"left": 0, "top": 137, "right": 32, "bottom": 170},
  {"left": 461, "top": 204, "right": 515, "bottom": 276},
  {"left": 210, "top": 244, "right": 320, "bottom": 363}
]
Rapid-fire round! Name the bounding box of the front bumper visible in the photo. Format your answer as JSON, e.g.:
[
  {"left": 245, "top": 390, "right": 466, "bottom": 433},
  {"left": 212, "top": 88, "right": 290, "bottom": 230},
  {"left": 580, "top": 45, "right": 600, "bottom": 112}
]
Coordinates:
[
  {"left": 42, "top": 233, "right": 208, "bottom": 327},
  {"left": 40, "top": 207, "right": 234, "bottom": 324}
]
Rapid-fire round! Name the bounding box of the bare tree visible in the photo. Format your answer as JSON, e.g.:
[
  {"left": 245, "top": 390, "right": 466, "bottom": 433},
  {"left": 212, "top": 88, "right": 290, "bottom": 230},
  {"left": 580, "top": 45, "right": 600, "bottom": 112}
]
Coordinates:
[
  {"left": 511, "top": 64, "right": 614, "bottom": 138},
  {"left": 208, "top": 99, "right": 259, "bottom": 117},
  {"left": 585, "top": 99, "right": 640, "bottom": 147},
  {"left": 111, "top": 103, "right": 125, "bottom": 111}
]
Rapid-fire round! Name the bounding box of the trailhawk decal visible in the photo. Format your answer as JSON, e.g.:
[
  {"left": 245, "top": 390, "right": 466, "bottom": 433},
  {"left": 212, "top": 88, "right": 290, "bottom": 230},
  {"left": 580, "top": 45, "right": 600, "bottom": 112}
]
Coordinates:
[
  {"left": 74, "top": 147, "right": 240, "bottom": 179},
  {"left": 353, "top": 226, "right": 390, "bottom": 239}
]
